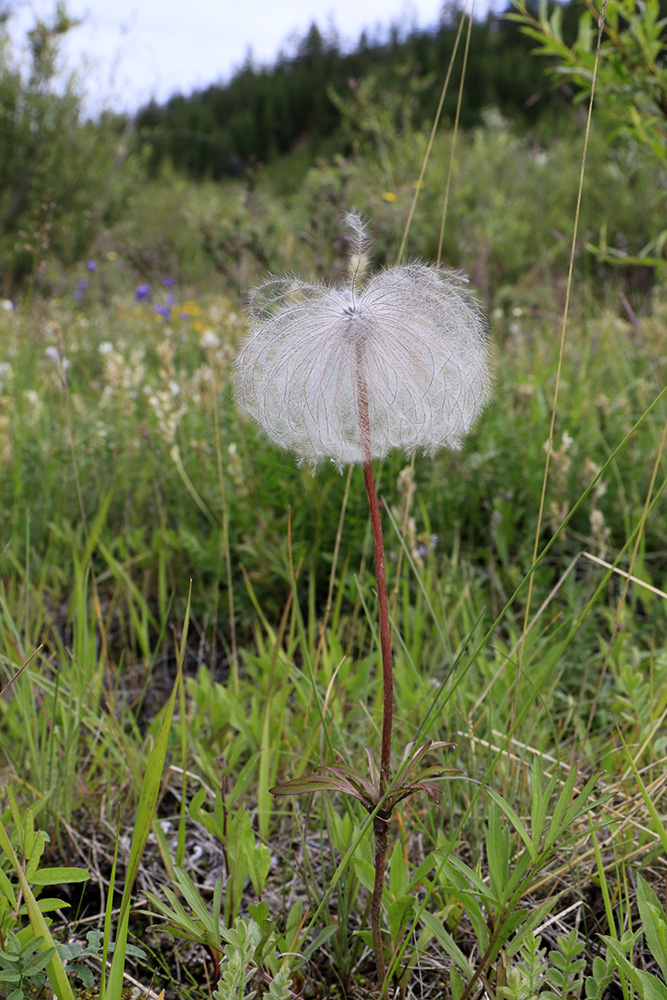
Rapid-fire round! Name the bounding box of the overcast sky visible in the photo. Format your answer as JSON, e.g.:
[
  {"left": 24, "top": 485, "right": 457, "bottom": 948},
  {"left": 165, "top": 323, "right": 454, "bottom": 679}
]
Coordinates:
[{"left": 6, "top": 0, "right": 458, "bottom": 115}]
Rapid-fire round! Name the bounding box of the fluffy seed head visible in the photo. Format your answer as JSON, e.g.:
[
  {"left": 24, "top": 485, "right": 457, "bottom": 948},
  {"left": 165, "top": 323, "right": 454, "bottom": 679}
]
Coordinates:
[{"left": 234, "top": 215, "right": 492, "bottom": 470}]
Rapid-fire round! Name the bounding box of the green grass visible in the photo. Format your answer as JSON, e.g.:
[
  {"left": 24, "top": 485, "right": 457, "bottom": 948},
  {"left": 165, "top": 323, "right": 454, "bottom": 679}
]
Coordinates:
[{"left": 0, "top": 99, "right": 666, "bottom": 999}]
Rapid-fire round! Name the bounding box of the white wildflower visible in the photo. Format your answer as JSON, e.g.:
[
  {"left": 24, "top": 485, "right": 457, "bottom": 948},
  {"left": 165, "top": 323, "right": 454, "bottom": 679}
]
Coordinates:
[
  {"left": 21, "top": 389, "right": 42, "bottom": 425},
  {"left": 235, "top": 214, "right": 491, "bottom": 469},
  {"left": 44, "top": 344, "right": 70, "bottom": 381},
  {"left": 200, "top": 329, "right": 220, "bottom": 350}
]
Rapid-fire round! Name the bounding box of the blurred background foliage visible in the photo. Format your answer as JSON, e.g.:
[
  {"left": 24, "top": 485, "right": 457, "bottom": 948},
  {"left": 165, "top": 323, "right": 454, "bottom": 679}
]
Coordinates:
[
  {"left": 0, "top": 0, "right": 665, "bottom": 297},
  {"left": 0, "top": 3, "right": 142, "bottom": 289}
]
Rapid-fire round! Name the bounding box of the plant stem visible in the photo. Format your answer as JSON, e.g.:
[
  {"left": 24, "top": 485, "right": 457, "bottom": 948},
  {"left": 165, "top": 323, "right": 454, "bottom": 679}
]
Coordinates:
[
  {"left": 370, "top": 812, "right": 389, "bottom": 985},
  {"left": 362, "top": 457, "right": 394, "bottom": 791},
  {"left": 355, "top": 352, "right": 395, "bottom": 987},
  {"left": 354, "top": 346, "right": 394, "bottom": 791}
]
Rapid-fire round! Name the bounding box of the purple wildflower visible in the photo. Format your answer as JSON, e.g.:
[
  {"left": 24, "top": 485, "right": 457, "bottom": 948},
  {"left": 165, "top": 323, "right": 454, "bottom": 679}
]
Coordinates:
[
  {"left": 154, "top": 304, "right": 171, "bottom": 320},
  {"left": 136, "top": 284, "right": 152, "bottom": 302},
  {"left": 87, "top": 260, "right": 97, "bottom": 272},
  {"left": 162, "top": 276, "right": 175, "bottom": 288}
]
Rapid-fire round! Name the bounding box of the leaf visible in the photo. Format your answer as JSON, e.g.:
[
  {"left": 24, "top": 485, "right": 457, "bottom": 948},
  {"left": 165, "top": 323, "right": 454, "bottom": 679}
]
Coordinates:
[
  {"left": 246, "top": 842, "right": 271, "bottom": 896},
  {"left": 420, "top": 910, "right": 473, "bottom": 976},
  {"left": 24, "top": 828, "right": 45, "bottom": 882},
  {"left": 637, "top": 875, "right": 667, "bottom": 981},
  {"left": 389, "top": 841, "right": 409, "bottom": 900},
  {"left": 68, "top": 964, "right": 94, "bottom": 989},
  {"left": 637, "top": 971, "right": 667, "bottom": 1000},
  {"left": 443, "top": 854, "right": 494, "bottom": 901},
  {"left": 270, "top": 771, "right": 373, "bottom": 808},
  {"left": 21, "top": 947, "right": 55, "bottom": 976},
  {"left": 30, "top": 867, "right": 89, "bottom": 886},
  {"left": 0, "top": 868, "right": 17, "bottom": 907},
  {"left": 35, "top": 898, "right": 71, "bottom": 914},
  {"left": 407, "top": 852, "right": 439, "bottom": 893},
  {"left": 504, "top": 895, "right": 561, "bottom": 959},
  {"left": 530, "top": 759, "right": 556, "bottom": 845},
  {"left": 485, "top": 787, "right": 536, "bottom": 861},
  {"left": 387, "top": 894, "right": 416, "bottom": 943},
  {"left": 620, "top": 738, "right": 667, "bottom": 856},
  {"left": 174, "top": 867, "right": 217, "bottom": 930},
  {"left": 450, "top": 965, "right": 466, "bottom": 1000},
  {"left": 145, "top": 887, "right": 202, "bottom": 940},
  {"left": 602, "top": 934, "right": 645, "bottom": 996},
  {"left": 352, "top": 856, "right": 376, "bottom": 894},
  {"left": 301, "top": 924, "right": 339, "bottom": 962}
]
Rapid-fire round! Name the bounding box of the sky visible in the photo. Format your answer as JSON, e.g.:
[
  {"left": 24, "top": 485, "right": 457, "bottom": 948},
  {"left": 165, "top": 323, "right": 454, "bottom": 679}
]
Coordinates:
[{"left": 6, "top": 0, "right": 454, "bottom": 115}]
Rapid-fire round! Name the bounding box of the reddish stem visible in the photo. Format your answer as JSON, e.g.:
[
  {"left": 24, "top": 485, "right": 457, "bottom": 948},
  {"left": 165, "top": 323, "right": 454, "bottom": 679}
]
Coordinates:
[
  {"left": 355, "top": 351, "right": 394, "bottom": 987},
  {"left": 370, "top": 814, "right": 389, "bottom": 984},
  {"left": 362, "top": 458, "right": 394, "bottom": 791}
]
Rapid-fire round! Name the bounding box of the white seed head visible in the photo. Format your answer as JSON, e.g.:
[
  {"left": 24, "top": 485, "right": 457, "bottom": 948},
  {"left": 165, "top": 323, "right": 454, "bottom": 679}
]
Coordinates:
[{"left": 235, "top": 215, "right": 492, "bottom": 470}]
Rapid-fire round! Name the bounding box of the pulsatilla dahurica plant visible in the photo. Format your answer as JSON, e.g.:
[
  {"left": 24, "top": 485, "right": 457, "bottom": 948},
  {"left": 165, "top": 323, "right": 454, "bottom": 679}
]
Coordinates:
[{"left": 234, "top": 213, "right": 492, "bottom": 984}]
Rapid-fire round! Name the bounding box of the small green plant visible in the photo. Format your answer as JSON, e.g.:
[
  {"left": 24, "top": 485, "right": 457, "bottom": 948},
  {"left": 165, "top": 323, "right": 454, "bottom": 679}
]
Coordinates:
[
  {"left": 211, "top": 919, "right": 258, "bottom": 1000},
  {"left": 508, "top": 0, "right": 667, "bottom": 271},
  {"left": 498, "top": 931, "right": 547, "bottom": 1000},
  {"left": 0, "top": 932, "right": 54, "bottom": 1000},
  {"left": 56, "top": 930, "right": 145, "bottom": 993},
  {"left": 0, "top": 6, "right": 138, "bottom": 291},
  {"left": 542, "top": 930, "right": 586, "bottom": 1000},
  {"left": 146, "top": 864, "right": 302, "bottom": 986},
  {"left": 497, "top": 930, "right": 586, "bottom": 1000},
  {"left": 187, "top": 789, "right": 272, "bottom": 926},
  {"left": 212, "top": 918, "right": 294, "bottom": 1000},
  {"left": 0, "top": 787, "right": 89, "bottom": 1000}
]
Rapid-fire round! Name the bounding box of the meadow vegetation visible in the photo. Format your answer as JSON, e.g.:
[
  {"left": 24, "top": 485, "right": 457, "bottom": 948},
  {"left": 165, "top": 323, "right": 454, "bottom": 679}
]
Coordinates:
[{"left": 0, "top": 2, "right": 666, "bottom": 999}]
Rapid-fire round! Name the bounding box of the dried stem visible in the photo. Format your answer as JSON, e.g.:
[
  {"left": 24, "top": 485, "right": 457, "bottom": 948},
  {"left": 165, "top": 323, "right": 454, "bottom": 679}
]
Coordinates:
[{"left": 356, "top": 344, "right": 394, "bottom": 986}]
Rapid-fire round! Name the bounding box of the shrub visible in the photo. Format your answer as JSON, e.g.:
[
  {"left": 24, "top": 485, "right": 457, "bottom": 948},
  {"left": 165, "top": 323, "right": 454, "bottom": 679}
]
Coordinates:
[{"left": 0, "top": 3, "right": 140, "bottom": 293}]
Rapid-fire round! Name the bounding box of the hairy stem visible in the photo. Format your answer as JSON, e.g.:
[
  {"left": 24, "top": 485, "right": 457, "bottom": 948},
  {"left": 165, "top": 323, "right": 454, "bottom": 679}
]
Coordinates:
[
  {"left": 371, "top": 815, "right": 389, "bottom": 984},
  {"left": 355, "top": 346, "right": 394, "bottom": 789},
  {"left": 355, "top": 347, "right": 394, "bottom": 986},
  {"left": 362, "top": 457, "right": 394, "bottom": 790}
]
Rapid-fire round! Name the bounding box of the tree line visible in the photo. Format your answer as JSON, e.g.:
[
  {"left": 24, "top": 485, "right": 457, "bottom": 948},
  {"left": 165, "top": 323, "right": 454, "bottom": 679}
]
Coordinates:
[{"left": 135, "top": 1, "right": 584, "bottom": 181}]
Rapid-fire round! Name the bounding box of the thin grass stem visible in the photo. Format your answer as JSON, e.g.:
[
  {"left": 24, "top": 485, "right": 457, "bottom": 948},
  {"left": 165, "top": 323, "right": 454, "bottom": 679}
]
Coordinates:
[
  {"left": 437, "top": 1, "right": 474, "bottom": 266},
  {"left": 513, "top": 0, "right": 609, "bottom": 733}
]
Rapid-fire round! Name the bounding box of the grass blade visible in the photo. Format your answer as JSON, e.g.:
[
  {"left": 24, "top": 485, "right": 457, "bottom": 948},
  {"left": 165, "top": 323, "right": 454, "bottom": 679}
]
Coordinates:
[{"left": 104, "top": 583, "right": 191, "bottom": 1000}]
